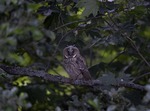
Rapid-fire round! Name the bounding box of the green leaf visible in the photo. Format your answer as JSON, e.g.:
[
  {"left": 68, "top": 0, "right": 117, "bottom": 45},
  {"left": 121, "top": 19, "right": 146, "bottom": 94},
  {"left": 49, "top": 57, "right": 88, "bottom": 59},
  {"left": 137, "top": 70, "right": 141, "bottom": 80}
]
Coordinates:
[
  {"left": 44, "top": 30, "right": 56, "bottom": 41},
  {"left": 76, "top": 0, "right": 99, "bottom": 17}
]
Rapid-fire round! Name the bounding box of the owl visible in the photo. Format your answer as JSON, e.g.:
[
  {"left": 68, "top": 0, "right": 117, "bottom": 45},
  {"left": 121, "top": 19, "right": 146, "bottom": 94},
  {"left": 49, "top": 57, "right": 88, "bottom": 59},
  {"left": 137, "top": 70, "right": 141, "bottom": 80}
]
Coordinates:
[{"left": 63, "top": 45, "right": 92, "bottom": 81}]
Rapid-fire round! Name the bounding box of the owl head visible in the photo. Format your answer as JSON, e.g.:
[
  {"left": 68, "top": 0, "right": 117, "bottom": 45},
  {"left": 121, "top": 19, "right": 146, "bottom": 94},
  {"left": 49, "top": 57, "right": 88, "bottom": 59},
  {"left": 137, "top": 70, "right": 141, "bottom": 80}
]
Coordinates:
[{"left": 63, "top": 45, "right": 80, "bottom": 59}]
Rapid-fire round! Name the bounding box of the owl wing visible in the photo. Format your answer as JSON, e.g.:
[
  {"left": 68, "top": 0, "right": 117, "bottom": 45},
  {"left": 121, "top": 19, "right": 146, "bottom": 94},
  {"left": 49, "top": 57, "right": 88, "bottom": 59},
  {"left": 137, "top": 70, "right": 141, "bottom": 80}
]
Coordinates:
[
  {"left": 63, "top": 59, "right": 83, "bottom": 80},
  {"left": 77, "top": 56, "right": 92, "bottom": 80}
]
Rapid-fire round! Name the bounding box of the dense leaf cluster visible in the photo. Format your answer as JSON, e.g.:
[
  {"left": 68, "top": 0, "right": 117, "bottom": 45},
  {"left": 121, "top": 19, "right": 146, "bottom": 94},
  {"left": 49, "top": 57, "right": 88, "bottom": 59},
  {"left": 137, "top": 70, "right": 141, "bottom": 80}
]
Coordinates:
[{"left": 0, "top": 0, "right": 150, "bottom": 110}]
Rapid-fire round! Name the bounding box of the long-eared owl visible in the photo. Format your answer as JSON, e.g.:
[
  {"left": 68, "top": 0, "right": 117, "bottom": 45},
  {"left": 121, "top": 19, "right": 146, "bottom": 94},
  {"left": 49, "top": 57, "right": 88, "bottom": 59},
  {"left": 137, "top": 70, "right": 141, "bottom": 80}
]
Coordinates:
[{"left": 63, "top": 45, "right": 92, "bottom": 81}]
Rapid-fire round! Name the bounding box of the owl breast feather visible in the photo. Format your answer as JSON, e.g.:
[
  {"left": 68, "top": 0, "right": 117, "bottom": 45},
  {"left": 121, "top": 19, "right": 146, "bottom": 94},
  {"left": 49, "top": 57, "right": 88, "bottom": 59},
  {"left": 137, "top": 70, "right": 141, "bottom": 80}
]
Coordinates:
[{"left": 63, "top": 58, "right": 83, "bottom": 80}]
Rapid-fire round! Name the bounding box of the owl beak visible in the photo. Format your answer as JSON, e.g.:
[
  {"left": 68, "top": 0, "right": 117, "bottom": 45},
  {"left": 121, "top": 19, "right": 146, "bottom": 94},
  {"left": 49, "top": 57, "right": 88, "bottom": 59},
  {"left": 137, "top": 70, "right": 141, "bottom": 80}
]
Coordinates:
[{"left": 73, "top": 54, "right": 76, "bottom": 58}]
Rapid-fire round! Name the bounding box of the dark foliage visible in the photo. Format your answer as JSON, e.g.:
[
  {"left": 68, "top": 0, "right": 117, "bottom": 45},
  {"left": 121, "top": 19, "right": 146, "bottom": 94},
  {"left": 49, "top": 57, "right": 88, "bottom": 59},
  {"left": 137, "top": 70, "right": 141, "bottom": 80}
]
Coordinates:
[{"left": 0, "top": 0, "right": 150, "bottom": 110}]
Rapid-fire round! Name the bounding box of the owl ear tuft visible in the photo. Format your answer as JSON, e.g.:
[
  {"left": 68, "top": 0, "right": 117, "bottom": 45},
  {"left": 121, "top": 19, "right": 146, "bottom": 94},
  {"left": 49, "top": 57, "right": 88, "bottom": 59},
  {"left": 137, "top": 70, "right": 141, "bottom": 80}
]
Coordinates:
[{"left": 67, "top": 44, "right": 76, "bottom": 47}]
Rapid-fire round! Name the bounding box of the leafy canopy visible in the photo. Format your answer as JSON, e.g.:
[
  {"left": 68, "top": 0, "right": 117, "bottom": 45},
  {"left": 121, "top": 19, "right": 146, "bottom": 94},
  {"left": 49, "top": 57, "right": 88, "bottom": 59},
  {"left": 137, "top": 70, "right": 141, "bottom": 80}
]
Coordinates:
[{"left": 0, "top": 0, "right": 150, "bottom": 110}]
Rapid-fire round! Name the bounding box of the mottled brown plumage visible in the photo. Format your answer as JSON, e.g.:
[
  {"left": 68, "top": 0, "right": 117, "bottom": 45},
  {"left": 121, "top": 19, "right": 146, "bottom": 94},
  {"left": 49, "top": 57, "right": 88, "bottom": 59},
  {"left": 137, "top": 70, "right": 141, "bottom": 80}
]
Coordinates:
[{"left": 63, "top": 45, "right": 92, "bottom": 81}]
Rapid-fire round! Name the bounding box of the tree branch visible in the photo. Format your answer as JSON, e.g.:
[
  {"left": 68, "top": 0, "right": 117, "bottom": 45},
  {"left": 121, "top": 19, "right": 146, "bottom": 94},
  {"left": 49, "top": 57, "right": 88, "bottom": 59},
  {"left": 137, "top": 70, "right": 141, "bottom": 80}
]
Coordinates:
[
  {"left": 52, "top": 16, "right": 102, "bottom": 31},
  {"left": 0, "top": 64, "right": 146, "bottom": 91},
  {"left": 106, "top": 14, "right": 150, "bottom": 68}
]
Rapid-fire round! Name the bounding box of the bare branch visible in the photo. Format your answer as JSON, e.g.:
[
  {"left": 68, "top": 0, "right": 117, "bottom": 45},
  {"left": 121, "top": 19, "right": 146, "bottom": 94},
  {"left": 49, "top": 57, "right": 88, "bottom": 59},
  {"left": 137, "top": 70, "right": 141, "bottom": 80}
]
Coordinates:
[
  {"left": 108, "top": 50, "right": 125, "bottom": 65},
  {"left": 0, "top": 64, "right": 145, "bottom": 91}
]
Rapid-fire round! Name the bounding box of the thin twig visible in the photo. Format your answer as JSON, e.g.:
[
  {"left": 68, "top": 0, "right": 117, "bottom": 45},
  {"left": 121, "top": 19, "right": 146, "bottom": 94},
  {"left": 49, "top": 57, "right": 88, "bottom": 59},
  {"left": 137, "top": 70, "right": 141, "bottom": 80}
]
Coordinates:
[
  {"left": 52, "top": 16, "right": 103, "bottom": 58},
  {"left": 52, "top": 29, "right": 75, "bottom": 57},
  {"left": 131, "top": 72, "right": 150, "bottom": 82},
  {"left": 89, "top": 48, "right": 93, "bottom": 67},
  {"left": 121, "top": 32, "right": 150, "bottom": 67},
  {"left": 106, "top": 14, "right": 150, "bottom": 67},
  {"left": 108, "top": 50, "right": 125, "bottom": 65},
  {"left": 53, "top": 20, "right": 82, "bottom": 31},
  {"left": 51, "top": 69, "right": 62, "bottom": 76},
  {"left": 53, "top": 16, "right": 102, "bottom": 31}
]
